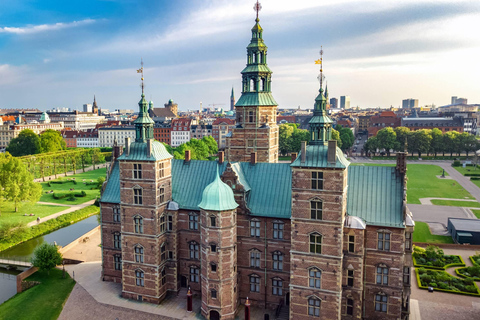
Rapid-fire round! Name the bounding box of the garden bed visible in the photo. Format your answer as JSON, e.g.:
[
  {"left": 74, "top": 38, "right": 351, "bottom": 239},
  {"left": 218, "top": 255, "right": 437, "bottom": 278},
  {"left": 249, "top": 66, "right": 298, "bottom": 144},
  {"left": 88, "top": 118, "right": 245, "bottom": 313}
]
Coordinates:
[
  {"left": 455, "top": 266, "right": 480, "bottom": 281},
  {"left": 416, "top": 268, "right": 480, "bottom": 296},
  {"left": 470, "top": 254, "right": 480, "bottom": 265},
  {"left": 413, "top": 245, "right": 465, "bottom": 269}
]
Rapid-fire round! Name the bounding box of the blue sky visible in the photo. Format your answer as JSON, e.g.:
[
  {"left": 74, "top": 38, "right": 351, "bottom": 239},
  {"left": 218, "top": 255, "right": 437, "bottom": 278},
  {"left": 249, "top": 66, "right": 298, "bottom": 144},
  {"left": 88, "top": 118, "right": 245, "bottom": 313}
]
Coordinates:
[{"left": 0, "top": 0, "right": 479, "bottom": 111}]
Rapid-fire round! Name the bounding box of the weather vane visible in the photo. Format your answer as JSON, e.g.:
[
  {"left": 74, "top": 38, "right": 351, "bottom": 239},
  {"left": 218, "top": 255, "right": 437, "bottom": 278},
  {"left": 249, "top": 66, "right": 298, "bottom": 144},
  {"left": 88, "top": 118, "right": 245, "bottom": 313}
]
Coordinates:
[
  {"left": 253, "top": 1, "right": 262, "bottom": 21},
  {"left": 136, "top": 58, "right": 144, "bottom": 94},
  {"left": 315, "top": 46, "right": 325, "bottom": 89}
]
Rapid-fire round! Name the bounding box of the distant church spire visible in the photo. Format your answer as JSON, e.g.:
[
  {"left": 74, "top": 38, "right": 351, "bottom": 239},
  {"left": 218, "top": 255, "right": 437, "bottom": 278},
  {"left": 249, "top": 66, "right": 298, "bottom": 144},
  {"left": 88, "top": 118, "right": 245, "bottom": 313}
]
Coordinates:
[{"left": 230, "top": 87, "right": 235, "bottom": 111}]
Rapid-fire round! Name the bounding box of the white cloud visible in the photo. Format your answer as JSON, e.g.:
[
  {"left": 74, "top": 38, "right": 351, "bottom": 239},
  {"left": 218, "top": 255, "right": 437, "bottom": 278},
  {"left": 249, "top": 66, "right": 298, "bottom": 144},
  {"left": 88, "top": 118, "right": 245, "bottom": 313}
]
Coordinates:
[{"left": 0, "top": 19, "right": 96, "bottom": 35}]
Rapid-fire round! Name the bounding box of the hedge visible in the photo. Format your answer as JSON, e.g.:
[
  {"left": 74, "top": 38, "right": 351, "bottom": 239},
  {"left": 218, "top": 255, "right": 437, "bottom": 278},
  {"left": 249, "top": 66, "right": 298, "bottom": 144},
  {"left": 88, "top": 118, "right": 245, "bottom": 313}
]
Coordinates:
[
  {"left": 413, "top": 254, "right": 465, "bottom": 270},
  {"left": 53, "top": 190, "right": 87, "bottom": 199},
  {"left": 415, "top": 268, "right": 480, "bottom": 297},
  {"left": 465, "top": 173, "right": 480, "bottom": 177},
  {"left": 470, "top": 256, "right": 480, "bottom": 265},
  {"left": 455, "top": 268, "right": 480, "bottom": 281},
  {"left": 0, "top": 205, "right": 99, "bottom": 252},
  {"left": 47, "top": 179, "right": 77, "bottom": 187}
]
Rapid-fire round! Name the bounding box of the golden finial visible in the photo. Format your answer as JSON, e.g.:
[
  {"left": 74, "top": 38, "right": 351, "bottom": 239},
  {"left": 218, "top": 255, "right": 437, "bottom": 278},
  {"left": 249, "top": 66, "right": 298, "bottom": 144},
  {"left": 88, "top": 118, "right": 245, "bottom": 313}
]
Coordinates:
[
  {"left": 136, "top": 58, "right": 144, "bottom": 94},
  {"left": 253, "top": 1, "right": 262, "bottom": 21},
  {"left": 316, "top": 47, "right": 325, "bottom": 89}
]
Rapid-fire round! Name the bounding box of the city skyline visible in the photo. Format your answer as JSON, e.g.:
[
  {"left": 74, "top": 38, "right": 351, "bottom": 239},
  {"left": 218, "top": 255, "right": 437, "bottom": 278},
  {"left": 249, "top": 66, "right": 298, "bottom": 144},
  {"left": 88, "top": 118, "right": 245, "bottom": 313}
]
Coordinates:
[{"left": 0, "top": 0, "right": 479, "bottom": 111}]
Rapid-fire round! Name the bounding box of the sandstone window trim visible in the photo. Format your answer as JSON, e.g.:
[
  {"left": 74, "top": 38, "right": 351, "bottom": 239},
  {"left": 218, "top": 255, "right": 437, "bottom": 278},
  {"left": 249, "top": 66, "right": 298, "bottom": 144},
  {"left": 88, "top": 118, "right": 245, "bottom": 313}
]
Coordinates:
[
  {"left": 113, "top": 206, "right": 121, "bottom": 222},
  {"left": 133, "top": 186, "right": 143, "bottom": 205},
  {"left": 377, "top": 231, "right": 391, "bottom": 251},
  {"left": 114, "top": 254, "right": 122, "bottom": 271},
  {"left": 308, "top": 267, "right": 322, "bottom": 289},
  {"left": 113, "top": 232, "right": 121, "bottom": 249},
  {"left": 311, "top": 171, "right": 324, "bottom": 190},
  {"left": 210, "top": 243, "right": 217, "bottom": 253},
  {"left": 308, "top": 296, "right": 321, "bottom": 317},
  {"left": 189, "top": 241, "right": 200, "bottom": 260},
  {"left": 250, "top": 219, "right": 261, "bottom": 237},
  {"left": 189, "top": 212, "right": 199, "bottom": 230},
  {"left": 309, "top": 232, "right": 322, "bottom": 254},
  {"left": 211, "top": 263, "right": 217, "bottom": 273},
  {"left": 159, "top": 186, "right": 165, "bottom": 204},
  {"left": 272, "top": 251, "right": 283, "bottom": 271},
  {"left": 348, "top": 234, "right": 355, "bottom": 253},
  {"left": 374, "top": 293, "right": 388, "bottom": 313},
  {"left": 272, "top": 277, "right": 283, "bottom": 296},
  {"left": 250, "top": 249, "right": 261, "bottom": 268},
  {"left": 160, "top": 214, "right": 166, "bottom": 233},
  {"left": 310, "top": 200, "right": 323, "bottom": 220},
  {"left": 249, "top": 274, "right": 260, "bottom": 292},
  {"left": 133, "top": 215, "right": 144, "bottom": 234},
  {"left": 376, "top": 264, "right": 389, "bottom": 285},
  {"left": 345, "top": 297, "right": 354, "bottom": 316},
  {"left": 161, "top": 242, "right": 166, "bottom": 261},
  {"left": 211, "top": 289, "right": 217, "bottom": 299},
  {"left": 134, "top": 244, "right": 144, "bottom": 263},
  {"left": 159, "top": 162, "right": 165, "bottom": 178},
  {"left": 135, "top": 269, "right": 145, "bottom": 287},
  {"left": 133, "top": 163, "right": 142, "bottom": 179},
  {"left": 347, "top": 269, "right": 354, "bottom": 287},
  {"left": 273, "top": 221, "right": 284, "bottom": 239},
  {"left": 210, "top": 215, "right": 217, "bottom": 228},
  {"left": 189, "top": 265, "right": 200, "bottom": 283},
  {"left": 403, "top": 266, "right": 411, "bottom": 285}
]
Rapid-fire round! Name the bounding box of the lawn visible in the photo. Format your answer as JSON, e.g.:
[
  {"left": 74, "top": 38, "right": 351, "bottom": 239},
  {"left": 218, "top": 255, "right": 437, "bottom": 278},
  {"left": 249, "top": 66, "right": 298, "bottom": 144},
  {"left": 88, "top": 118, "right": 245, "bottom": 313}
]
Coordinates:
[
  {"left": 453, "top": 166, "right": 480, "bottom": 188},
  {"left": 0, "top": 268, "right": 75, "bottom": 320},
  {"left": 407, "top": 164, "right": 473, "bottom": 204},
  {"left": 0, "top": 202, "right": 66, "bottom": 227},
  {"left": 39, "top": 168, "right": 106, "bottom": 205},
  {"left": 471, "top": 210, "right": 480, "bottom": 219},
  {"left": 412, "top": 221, "right": 454, "bottom": 244},
  {"left": 430, "top": 200, "right": 480, "bottom": 208}
]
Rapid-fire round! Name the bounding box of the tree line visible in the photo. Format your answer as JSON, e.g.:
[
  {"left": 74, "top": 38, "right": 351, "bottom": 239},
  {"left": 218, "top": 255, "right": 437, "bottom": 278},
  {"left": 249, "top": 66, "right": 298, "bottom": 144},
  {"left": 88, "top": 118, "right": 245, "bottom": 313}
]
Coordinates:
[
  {"left": 364, "top": 127, "right": 480, "bottom": 157},
  {"left": 162, "top": 136, "right": 219, "bottom": 160}
]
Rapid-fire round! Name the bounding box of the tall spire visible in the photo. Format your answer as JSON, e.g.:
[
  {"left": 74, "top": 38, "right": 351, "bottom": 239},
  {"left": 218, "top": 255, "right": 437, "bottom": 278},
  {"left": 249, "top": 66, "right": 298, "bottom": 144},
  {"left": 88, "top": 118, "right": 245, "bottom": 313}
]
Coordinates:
[
  {"left": 133, "top": 59, "right": 154, "bottom": 143},
  {"left": 309, "top": 47, "right": 333, "bottom": 145}
]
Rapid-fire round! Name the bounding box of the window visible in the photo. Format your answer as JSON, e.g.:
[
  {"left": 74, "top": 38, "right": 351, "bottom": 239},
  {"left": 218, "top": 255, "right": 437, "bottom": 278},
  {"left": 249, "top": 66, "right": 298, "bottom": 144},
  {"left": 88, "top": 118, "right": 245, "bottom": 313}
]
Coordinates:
[
  {"left": 113, "top": 233, "right": 121, "bottom": 249},
  {"left": 311, "top": 171, "right": 323, "bottom": 190},
  {"left": 161, "top": 268, "right": 166, "bottom": 285},
  {"left": 133, "top": 188, "right": 142, "bottom": 205},
  {"left": 250, "top": 220, "right": 260, "bottom": 237},
  {"left": 189, "top": 213, "right": 199, "bottom": 230},
  {"left": 133, "top": 163, "right": 142, "bottom": 179},
  {"left": 310, "top": 200, "right": 323, "bottom": 220},
  {"left": 309, "top": 268, "right": 321, "bottom": 288},
  {"left": 160, "top": 215, "right": 166, "bottom": 232},
  {"left": 211, "top": 263, "right": 217, "bottom": 272},
  {"left": 273, "top": 251, "right": 283, "bottom": 271},
  {"left": 273, "top": 221, "right": 284, "bottom": 239},
  {"left": 190, "top": 242, "right": 199, "bottom": 260},
  {"left": 134, "top": 216, "right": 143, "bottom": 234},
  {"left": 113, "top": 207, "right": 120, "bottom": 222},
  {"left": 403, "top": 266, "right": 410, "bottom": 285},
  {"left": 405, "top": 232, "right": 412, "bottom": 250},
  {"left": 210, "top": 216, "right": 217, "bottom": 227},
  {"left": 309, "top": 233, "right": 322, "bottom": 254},
  {"left": 135, "top": 270, "right": 144, "bottom": 287},
  {"left": 347, "top": 270, "right": 354, "bottom": 287},
  {"left": 250, "top": 250, "right": 261, "bottom": 268},
  {"left": 190, "top": 266, "right": 199, "bottom": 283},
  {"left": 161, "top": 243, "right": 166, "bottom": 261},
  {"left": 346, "top": 298, "right": 354, "bottom": 316},
  {"left": 159, "top": 187, "right": 165, "bottom": 203},
  {"left": 376, "top": 265, "right": 389, "bottom": 285},
  {"left": 167, "top": 215, "right": 173, "bottom": 231},
  {"left": 159, "top": 162, "right": 164, "bottom": 178},
  {"left": 348, "top": 235, "right": 355, "bottom": 253},
  {"left": 211, "top": 244, "right": 217, "bottom": 252},
  {"left": 211, "top": 289, "right": 217, "bottom": 299},
  {"left": 250, "top": 275, "right": 260, "bottom": 292},
  {"left": 375, "top": 294, "right": 388, "bottom": 312},
  {"left": 308, "top": 298, "right": 321, "bottom": 317},
  {"left": 249, "top": 111, "right": 255, "bottom": 123},
  {"left": 378, "top": 232, "right": 390, "bottom": 251},
  {"left": 114, "top": 255, "right": 122, "bottom": 271},
  {"left": 272, "top": 278, "right": 283, "bottom": 296},
  {"left": 135, "top": 245, "right": 144, "bottom": 263}
]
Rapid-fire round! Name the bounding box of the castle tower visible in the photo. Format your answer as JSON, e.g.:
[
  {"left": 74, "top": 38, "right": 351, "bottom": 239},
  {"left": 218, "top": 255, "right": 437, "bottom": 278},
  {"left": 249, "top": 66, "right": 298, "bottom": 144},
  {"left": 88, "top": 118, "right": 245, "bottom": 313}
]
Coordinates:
[
  {"left": 198, "top": 167, "right": 239, "bottom": 320},
  {"left": 164, "top": 99, "right": 178, "bottom": 117},
  {"left": 227, "top": 2, "right": 278, "bottom": 163},
  {"left": 230, "top": 87, "right": 235, "bottom": 111},
  {"left": 289, "top": 53, "right": 349, "bottom": 319}
]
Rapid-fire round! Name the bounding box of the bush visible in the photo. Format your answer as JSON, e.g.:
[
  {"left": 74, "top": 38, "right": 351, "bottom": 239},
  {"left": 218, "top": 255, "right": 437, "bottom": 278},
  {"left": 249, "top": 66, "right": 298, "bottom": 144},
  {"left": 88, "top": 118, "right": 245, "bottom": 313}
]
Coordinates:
[
  {"left": 438, "top": 282, "right": 449, "bottom": 290},
  {"left": 465, "top": 285, "right": 478, "bottom": 293},
  {"left": 470, "top": 177, "right": 480, "bottom": 180},
  {"left": 453, "top": 160, "right": 462, "bottom": 167},
  {"left": 418, "top": 267, "right": 427, "bottom": 275},
  {"left": 53, "top": 190, "right": 86, "bottom": 199},
  {"left": 429, "top": 282, "right": 437, "bottom": 288},
  {"left": 465, "top": 173, "right": 480, "bottom": 177}
]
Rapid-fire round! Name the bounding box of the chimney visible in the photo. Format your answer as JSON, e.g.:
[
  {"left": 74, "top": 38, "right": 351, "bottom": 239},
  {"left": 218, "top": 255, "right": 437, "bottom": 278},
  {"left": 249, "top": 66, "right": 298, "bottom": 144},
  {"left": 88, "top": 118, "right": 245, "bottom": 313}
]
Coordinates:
[
  {"left": 218, "top": 151, "right": 225, "bottom": 164},
  {"left": 301, "top": 141, "right": 307, "bottom": 163},
  {"left": 396, "top": 152, "right": 407, "bottom": 174},
  {"left": 185, "top": 150, "right": 191, "bottom": 163},
  {"left": 147, "top": 139, "right": 152, "bottom": 158},
  {"left": 113, "top": 145, "right": 123, "bottom": 161},
  {"left": 125, "top": 137, "right": 131, "bottom": 156},
  {"left": 291, "top": 152, "right": 298, "bottom": 163},
  {"left": 328, "top": 140, "right": 337, "bottom": 164},
  {"left": 250, "top": 152, "right": 257, "bottom": 165}
]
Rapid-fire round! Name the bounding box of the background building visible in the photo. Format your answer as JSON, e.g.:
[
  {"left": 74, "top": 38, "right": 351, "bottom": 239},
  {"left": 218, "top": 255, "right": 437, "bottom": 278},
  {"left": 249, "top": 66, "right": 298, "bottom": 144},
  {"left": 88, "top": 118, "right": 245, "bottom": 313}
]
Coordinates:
[
  {"left": 340, "top": 95, "right": 350, "bottom": 109},
  {"left": 98, "top": 126, "right": 135, "bottom": 147},
  {"left": 329, "top": 97, "right": 338, "bottom": 109},
  {"left": 402, "top": 99, "right": 419, "bottom": 109}
]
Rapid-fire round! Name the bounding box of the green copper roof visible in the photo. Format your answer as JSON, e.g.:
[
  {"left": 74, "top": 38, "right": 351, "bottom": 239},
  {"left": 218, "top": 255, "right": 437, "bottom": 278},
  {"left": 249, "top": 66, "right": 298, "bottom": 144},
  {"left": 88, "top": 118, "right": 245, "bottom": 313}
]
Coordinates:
[
  {"left": 291, "top": 145, "right": 350, "bottom": 168},
  {"left": 347, "top": 166, "right": 404, "bottom": 228},
  {"left": 100, "top": 161, "right": 120, "bottom": 204},
  {"left": 117, "top": 141, "right": 173, "bottom": 161},
  {"left": 236, "top": 92, "right": 277, "bottom": 107},
  {"left": 198, "top": 166, "right": 238, "bottom": 211},
  {"left": 241, "top": 64, "right": 272, "bottom": 73},
  {"left": 309, "top": 115, "right": 333, "bottom": 124},
  {"left": 39, "top": 111, "right": 50, "bottom": 122}
]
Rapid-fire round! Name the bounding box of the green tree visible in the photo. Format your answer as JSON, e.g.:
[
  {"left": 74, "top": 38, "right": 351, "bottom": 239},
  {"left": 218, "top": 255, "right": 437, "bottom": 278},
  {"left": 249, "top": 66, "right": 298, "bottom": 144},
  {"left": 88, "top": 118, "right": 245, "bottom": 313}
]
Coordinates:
[
  {"left": 3, "top": 154, "right": 42, "bottom": 212},
  {"left": 364, "top": 137, "right": 379, "bottom": 156},
  {"left": 394, "top": 127, "right": 410, "bottom": 151},
  {"left": 39, "top": 129, "right": 66, "bottom": 153},
  {"left": 444, "top": 131, "right": 459, "bottom": 157},
  {"left": 290, "top": 127, "right": 310, "bottom": 154},
  {"left": 376, "top": 127, "right": 397, "bottom": 156},
  {"left": 409, "top": 129, "right": 432, "bottom": 157},
  {"left": 331, "top": 128, "right": 342, "bottom": 149},
  {"left": 6, "top": 129, "right": 41, "bottom": 156},
  {"left": 430, "top": 128, "right": 444, "bottom": 157},
  {"left": 188, "top": 139, "right": 209, "bottom": 160},
  {"left": 279, "top": 124, "right": 294, "bottom": 155},
  {"left": 463, "top": 133, "right": 479, "bottom": 157},
  {"left": 31, "top": 243, "right": 63, "bottom": 275},
  {"left": 201, "top": 136, "right": 218, "bottom": 156},
  {"left": 336, "top": 125, "right": 354, "bottom": 151}
]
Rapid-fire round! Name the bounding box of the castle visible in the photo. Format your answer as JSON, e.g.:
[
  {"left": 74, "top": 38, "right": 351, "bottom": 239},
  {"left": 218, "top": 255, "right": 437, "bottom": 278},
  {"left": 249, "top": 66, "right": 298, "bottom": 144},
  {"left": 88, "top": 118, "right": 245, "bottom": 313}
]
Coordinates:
[{"left": 100, "top": 8, "right": 413, "bottom": 320}]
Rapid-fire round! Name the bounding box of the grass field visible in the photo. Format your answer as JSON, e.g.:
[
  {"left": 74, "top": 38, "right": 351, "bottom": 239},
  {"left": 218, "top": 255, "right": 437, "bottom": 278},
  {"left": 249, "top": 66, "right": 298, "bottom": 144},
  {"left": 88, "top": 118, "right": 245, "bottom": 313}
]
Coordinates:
[
  {"left": 39, "top": 168, "right": 106, "bottom": 205},
  {"left": 471, "top": 210, "right": 480, "bottom": 219},
  {"left": 0, "top": 268, "right": 75, "bottom": 320},
  {"left": 0, "top": 203, "right": 66, "bottom": 227},
  {"left": 413, "top": 221, "right": 454, "bottom": 244},
  {"left": 406, "top": 164, "right": 473, "bottom": 204},
  {"left": 430, "top": 200, "right": 480, "bottom": 208},
  {"left": 453, "top": 166, "right": 480, "bottom": 188}
]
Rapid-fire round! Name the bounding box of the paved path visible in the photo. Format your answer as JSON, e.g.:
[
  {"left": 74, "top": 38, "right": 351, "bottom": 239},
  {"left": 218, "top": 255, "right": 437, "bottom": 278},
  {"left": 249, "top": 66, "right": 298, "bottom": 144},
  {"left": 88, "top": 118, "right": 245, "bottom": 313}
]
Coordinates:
[
  {"left": 27, "top": 199, "right": 95, "bottom": 227},
  {"left": 418, "top": 197, "right": 478, "bottom": 205},
  {"left": 34, "top": 163, "right": 108, "bottom": 183}
]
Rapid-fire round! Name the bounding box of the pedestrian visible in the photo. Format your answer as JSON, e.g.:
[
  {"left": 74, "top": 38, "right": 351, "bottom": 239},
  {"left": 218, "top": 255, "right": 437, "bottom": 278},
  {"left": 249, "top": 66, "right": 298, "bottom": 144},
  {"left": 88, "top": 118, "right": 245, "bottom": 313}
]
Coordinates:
[{"left": 37, "top": 217, "right": 40, "bottom": 223}]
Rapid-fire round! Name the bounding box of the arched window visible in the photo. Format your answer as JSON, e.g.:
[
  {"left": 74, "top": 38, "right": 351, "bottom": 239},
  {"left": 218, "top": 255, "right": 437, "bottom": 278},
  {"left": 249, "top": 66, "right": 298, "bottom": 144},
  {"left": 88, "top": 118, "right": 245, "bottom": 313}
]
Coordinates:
[
  {"left": 135, "top": 269, "right": 144, "bottom": 287},
  {"left": 309, "top": 233, "right": 322, "bottom": 254},
  {"left": 310, "top": 199, "right": 323, "bottom": 220},
  {"left": 134, "top": 245, "right": 144, "bottom": 263},
  {"left": 189, "top": 241, "right": 199, "bottom": 260},
  {"left": 376, "top": 264, "right": 389, "bottom": 285},
  {"left": 134, "top": 216, "right": 143, "bottom": 234},
  {"left": 133, "top": 187, "right": 142, "bottom": 205},
  {"left": 309, "top": 267, "right": 321, "bottom": 288},
  {"left": 250, "top": 249, "right": 261, "bottom": 268},
  {"left": 308, "top": 297, "right": 321, "bottom": 317},
  {"left": 272, "top": 251, "right": 283, "bottom": 271}
]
